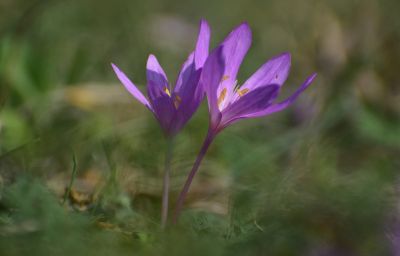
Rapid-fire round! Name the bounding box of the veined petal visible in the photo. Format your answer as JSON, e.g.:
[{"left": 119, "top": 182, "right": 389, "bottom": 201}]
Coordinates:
[
  {"left": 217, "top": 22, "right": 252, "bottom": 109},
  {"left": 233, "top": 52, "right": 291, "bottom": 102},
  {"left": 245, "top": 73, "right": 317, "bottom": 118},
  {"left": 146, "top": 54, "right": 169, "bottom": 91},
  {"left": 220, "top": 84, "right": 280, "bottom": 129},
  {"left": 111, "top": 63, "right": 153, "bottom": 111},
  {"left": 201, "top": 46, "right": 225, "bottom": 128},
  {"left": 194, "top": 19, "right": 211, "bottom": 69}
]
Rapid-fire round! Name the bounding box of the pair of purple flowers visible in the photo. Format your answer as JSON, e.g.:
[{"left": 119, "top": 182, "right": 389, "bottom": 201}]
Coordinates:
[{"left": 112, "top": 19, "right": 316, "bottom": 226}]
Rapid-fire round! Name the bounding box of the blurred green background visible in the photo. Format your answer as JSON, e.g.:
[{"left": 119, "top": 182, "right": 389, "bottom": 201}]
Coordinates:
[{"left": 0, "top": 0, "right": 400, "bottom": 255}]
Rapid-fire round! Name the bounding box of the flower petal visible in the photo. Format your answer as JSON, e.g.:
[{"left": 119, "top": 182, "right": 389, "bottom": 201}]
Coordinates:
[
  {"left": 174, "top": 52, "right": 196, "bottom": 94},
  {"left": 232, "top": 52, "right": 291, "bottom": 102},
  {"left": 146, "top": 54, "right": 169, "bottom": 91},
  {"left": 219, "top": 84, "right": 280, "bottom": 129},
  {"left": 200, "top": 46, "right": 225, "bottom": 128},
  {"left": 145, "top": 54, "right": 177, "bottom": 134},
  {"left": 174, "top": 19, "right": 210, "bottom": 100},
  {"left": 245, "top": 73, "right": 317, "bottom": 118},
  {"left": 194, "top": 19, "right": 211, "bottom": 69},
  {"left": 172, "top": 52, "right": 202, "bottom": 132},
  {"left": 221, "top": 22, "right": 252, "bottom": 82},
  {"left": 111, "top": 63, "right": 153, "bottom": 111},
  {"left": 171, "top": 20, "right": 211, "bottom": 130},
  {"left": 147, "top": 80, "right": 176, "bottom": 134},
  {"left": 217, "top": 22, "right": 252, "bottom": 109}
]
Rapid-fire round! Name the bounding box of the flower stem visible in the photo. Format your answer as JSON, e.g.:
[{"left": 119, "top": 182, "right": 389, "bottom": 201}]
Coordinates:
[
  {"left": 161, "top": 136, "right": 174, "bottom": 229},
  {"left": 172, "top": 130, "right": 215, "bottom": 224}
]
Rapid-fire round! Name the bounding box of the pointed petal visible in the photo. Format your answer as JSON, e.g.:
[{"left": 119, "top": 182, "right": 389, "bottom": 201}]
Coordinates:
[
  {"left": 194, "top": 19, "right": 211, "bottom": 69},
  {"left": 246, "top": 73, "right": 317, "bottom": 118},
  {"left": 174, "top": 19, "right": 210, "bottom": 99},
  {"left": 174, "top": 19, "right": 210, "bottom": 94},
  {"left": 221, "top": 22, "right": 252, "bottom": 81},
  {"left": 111, "top": 63, "right": 153, "bottom": 111},
  {"left": 220, "top": 84, "right": 280, "bottom": 128},
  {"left": 146, "top": 54, "right": 169, "bottom": 90},
  {"left": 238, "top": 52, "right": 291, "bottom": 94},
  {"left": 200, "top": 46, "right": 225, "bottom": 128},
  {"left": 217, "top": 22, "right": 252, "bottom": 109},
  {"left": 164, "top": 18, "right": 211, "bottom": 134}
]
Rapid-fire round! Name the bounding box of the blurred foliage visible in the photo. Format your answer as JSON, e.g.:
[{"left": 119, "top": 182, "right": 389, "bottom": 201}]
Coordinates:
[{"left": 1, "top": 0, "right": 400, "bottom": 255}]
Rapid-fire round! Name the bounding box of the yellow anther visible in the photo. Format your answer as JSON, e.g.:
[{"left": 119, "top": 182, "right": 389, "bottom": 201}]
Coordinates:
[
  {"left": 217, "top": 88, "right": 227, "bottom": 107},
  {"left": 221, "top": 75, "right": 230, "bottom": 82},
  {"left": 173, "top": 95, "right": 182, "bottom": 109},
  {"left": 238, "top": 88, "right": 249, "bottom": 97},
  {"left": 163, "top": 87, "right": 171, "bottom": 97}
]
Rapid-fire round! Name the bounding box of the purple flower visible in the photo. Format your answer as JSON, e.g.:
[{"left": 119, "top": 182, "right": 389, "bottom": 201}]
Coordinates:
[
  {"left": 112, "top": 19, "right": 211, "bottom": 228},
  {"left": 173, "top": 22, "right": 317, "bottom": 223},
  {"left": 202, "top": 23, "right": 317, "bottom": 133},
  {"left": 111, "top": 19, "right": 211, "bottom": 137}
]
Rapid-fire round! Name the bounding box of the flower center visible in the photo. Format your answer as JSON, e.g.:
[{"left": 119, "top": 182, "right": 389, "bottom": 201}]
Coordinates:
[{"left": 217, "top": 75, "right": 251, "bottom": 109}]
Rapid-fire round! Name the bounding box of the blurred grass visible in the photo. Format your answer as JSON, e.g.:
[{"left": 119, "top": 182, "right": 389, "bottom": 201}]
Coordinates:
[{"left": 1, "top": 0, "right": 400, "bottom": 255}]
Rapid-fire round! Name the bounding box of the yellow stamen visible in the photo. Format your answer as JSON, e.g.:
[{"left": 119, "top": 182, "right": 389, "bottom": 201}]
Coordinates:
[
  {"left": 173, "top": 95, "right": 182, "bottom": 109},
  {"left": 218, "top": 88, "right": 227, "bottom": 107},
  {"left": 238, "top": 88, "right": 249, "bottom": 97},
  {"left": 163, "top": 87, "right": 171, "bottom": 97},
  {"left": 221, "top": 75, "right": 230, "bottom": 82}
]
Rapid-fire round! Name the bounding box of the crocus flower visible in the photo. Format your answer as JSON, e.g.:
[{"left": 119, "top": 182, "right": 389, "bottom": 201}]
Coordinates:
[
  {"left": 111, "top": 19, "right": 210, "bottom": 137},
  {"left": 112, "top": 19, "right": 210, "bottom": 228},
  {"left": 173, "top": 22, "right": 317, "bottom": 222}
]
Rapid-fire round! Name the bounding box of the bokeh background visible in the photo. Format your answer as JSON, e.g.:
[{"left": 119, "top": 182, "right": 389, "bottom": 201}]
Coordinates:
[{"left": 1, "top": 0, "right": 400, "bottom": 255}]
